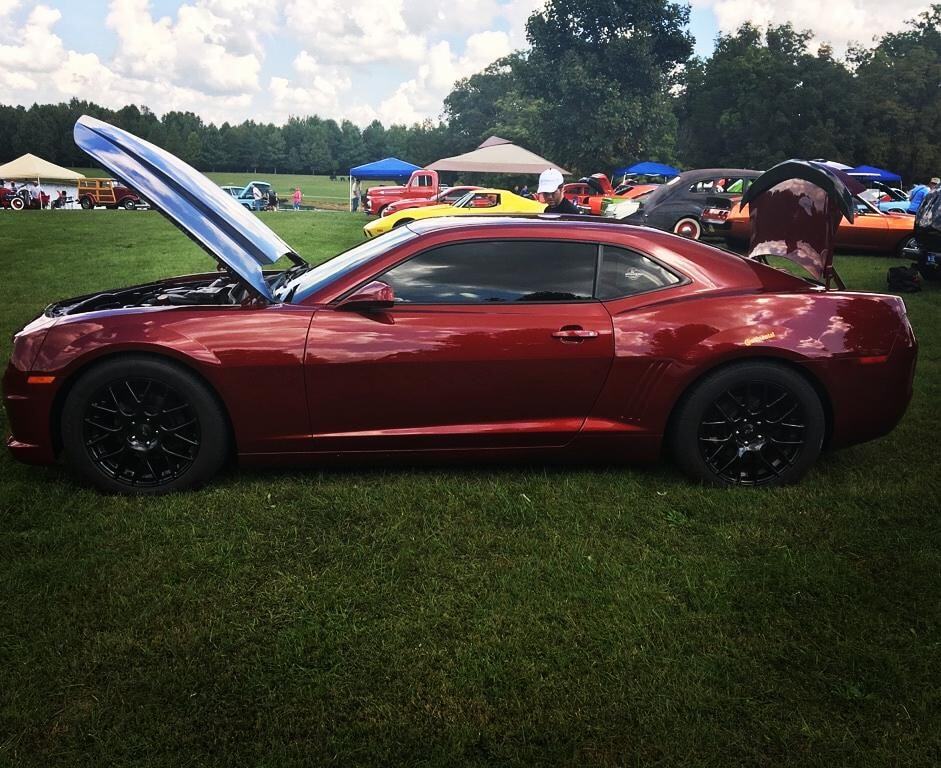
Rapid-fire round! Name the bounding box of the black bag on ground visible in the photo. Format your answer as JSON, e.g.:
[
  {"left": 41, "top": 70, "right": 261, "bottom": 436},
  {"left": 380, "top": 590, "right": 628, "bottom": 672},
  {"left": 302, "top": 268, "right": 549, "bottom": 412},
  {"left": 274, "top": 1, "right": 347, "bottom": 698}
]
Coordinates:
[{"left": 887, "top": 265, "right": 921, "bottom": 292}]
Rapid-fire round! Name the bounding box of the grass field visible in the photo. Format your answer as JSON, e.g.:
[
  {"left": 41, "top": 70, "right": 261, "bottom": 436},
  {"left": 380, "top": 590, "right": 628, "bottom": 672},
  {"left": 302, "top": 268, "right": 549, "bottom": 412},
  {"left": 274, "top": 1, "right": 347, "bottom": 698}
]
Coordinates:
[
  {"left": 1, "top": 211, "right": 939, "bottom": 766},
  {"left": 70, "top": 167, "right": 388, "bottom": 210}
]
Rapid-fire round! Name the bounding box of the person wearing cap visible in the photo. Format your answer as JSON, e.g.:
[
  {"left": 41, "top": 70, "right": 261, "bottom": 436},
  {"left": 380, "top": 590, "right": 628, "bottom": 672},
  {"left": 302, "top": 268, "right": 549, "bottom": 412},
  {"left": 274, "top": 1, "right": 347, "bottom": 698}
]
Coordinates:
[
  {"left": 537, "top": 168, "right": 580, "bottom": 215},
  {"left": 907, "top": 177, "right": 939, "bottom": 214}
]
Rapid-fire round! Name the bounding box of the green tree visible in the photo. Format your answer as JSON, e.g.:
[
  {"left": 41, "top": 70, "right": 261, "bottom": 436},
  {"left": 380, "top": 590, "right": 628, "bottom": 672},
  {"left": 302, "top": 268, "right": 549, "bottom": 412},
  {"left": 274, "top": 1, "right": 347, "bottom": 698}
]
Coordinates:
[
  {"left": 851, "top": 4, "right": 941, "bottom": 182},
  {"left": 518, "top": 0, "right": 693, "bottom": 174},
  {"left": 677, "top": 24, "right": 858, "bottom": 170},
  {"left": 361, "top": 120, "right": 388, "bottom": 161}
]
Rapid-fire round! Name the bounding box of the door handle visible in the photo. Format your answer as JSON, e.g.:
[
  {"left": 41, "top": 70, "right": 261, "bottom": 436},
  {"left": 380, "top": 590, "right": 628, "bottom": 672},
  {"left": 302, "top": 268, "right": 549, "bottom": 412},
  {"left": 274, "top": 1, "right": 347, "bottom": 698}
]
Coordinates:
[{"left": 552, "top": 327, "right": 599, "bottom": 341}]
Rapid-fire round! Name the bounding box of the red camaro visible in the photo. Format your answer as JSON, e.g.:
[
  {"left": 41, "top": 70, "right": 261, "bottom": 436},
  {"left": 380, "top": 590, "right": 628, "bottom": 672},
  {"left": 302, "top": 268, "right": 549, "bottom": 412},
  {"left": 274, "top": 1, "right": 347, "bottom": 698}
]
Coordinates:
[{"left": 2, "top": 118, "right": 917, "bottom": 492}]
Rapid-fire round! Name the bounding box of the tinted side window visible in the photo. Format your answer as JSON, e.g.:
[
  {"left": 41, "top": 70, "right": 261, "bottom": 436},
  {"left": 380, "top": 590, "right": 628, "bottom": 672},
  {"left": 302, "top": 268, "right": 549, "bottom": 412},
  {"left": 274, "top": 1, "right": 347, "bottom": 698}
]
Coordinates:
[
  {"left": 597, "top": 245, "right": 681, "bottom": 299},
  {"left": 383, "top": 240, "right": 597, "bottom": 304}
]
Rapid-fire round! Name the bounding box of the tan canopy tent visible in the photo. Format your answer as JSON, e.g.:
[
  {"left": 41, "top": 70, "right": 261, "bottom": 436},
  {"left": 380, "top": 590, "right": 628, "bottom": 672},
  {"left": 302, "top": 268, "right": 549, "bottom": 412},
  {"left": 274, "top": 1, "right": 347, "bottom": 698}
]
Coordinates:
[
  {"left": 0, "top": 153, "right": 86, "bottom": 182},
  {"left": 427, "top": 136, "right": 570, "bottom": 175}
]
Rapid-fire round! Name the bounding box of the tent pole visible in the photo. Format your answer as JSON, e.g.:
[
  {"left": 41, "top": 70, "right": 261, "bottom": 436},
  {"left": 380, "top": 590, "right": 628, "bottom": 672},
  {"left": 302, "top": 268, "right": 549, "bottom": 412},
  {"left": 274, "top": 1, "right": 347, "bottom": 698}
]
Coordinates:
[{"left": 349, "top": 176, "right": 352, "bottom": 213}]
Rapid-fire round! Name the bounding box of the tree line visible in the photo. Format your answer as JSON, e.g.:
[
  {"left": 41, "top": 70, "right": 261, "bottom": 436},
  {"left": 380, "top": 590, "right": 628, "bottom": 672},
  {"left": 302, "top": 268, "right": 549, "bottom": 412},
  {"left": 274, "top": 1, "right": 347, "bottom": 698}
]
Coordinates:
[{"left": 1, "top": 2, "right": 938, "bottom": 183}]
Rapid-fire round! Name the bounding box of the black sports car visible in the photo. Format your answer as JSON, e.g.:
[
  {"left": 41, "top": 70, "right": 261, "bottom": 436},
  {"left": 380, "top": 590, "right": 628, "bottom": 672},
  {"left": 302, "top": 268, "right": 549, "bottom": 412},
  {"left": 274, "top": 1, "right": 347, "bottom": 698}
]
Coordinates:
[{"left": 621, "top": 168, "right": 762, "bottom": 240}]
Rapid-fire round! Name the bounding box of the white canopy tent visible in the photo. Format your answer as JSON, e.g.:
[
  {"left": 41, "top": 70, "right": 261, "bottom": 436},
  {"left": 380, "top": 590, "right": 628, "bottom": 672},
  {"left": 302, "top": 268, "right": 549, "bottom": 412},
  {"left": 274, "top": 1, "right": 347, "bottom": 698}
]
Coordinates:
[
  {"left": 0, "top": 154, "right": 85, "bottom": 209},
  {"left": 428, "top": 136, "right": 570, "bottom": 176}
]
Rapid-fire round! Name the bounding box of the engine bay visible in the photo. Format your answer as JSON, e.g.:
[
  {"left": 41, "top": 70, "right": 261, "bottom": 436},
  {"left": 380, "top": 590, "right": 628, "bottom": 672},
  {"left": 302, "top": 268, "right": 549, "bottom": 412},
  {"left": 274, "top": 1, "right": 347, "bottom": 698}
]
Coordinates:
[{"left": 47, "top": 277, "right": 250, "bottom": 317}]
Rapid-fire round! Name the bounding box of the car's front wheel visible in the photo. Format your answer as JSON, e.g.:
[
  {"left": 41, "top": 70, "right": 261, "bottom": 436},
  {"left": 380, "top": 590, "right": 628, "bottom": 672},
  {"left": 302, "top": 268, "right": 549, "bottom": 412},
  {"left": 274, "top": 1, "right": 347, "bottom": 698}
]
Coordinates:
[
  {"left": 10, "top": 197, "right": 25, "bottom": 211},
  {"left": 122, "top": 197, "right": 136, "bottom": 210},
  {"left": 62, "top": 357, "right": 229, "bottom": 494},
  {"left": 670, "top": 361, "right": 825, "bottom": 487}
]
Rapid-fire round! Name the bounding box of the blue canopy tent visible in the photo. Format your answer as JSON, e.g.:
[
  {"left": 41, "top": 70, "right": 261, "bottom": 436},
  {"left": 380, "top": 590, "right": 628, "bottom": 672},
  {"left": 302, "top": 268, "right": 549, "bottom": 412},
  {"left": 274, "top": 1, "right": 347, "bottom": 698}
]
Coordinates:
[
  {"left": 848, "top": 164, "right": 902, "bottom": 184},
  {"left": 349, "top": 157, "right": 422, "bottom": 211},
  {"left": 614, "top": 161, "right": 680, "bottom": 179}
]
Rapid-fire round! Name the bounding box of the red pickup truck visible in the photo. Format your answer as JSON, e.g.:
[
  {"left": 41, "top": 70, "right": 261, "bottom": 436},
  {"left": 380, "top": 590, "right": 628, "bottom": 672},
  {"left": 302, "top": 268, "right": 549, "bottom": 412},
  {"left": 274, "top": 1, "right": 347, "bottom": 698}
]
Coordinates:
[{"left": 364, "top": 169, "right": 440, "bottom": 215}]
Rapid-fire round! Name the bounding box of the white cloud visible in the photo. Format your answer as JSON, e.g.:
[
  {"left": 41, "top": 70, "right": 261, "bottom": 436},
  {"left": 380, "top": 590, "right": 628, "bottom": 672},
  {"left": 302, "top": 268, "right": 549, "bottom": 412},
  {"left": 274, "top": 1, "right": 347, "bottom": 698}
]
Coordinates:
[
  {"left": 282, "top": 0, "right": 427, "bottom": 65},
  {"left": 0, "top": 0, "right": 545, "bottom": 128},
  {"left": 375, "top": 29, "right": 513, "bottom": 124},
  {"left": 105, "top": 0, "right": 263, "bottom": 95},
  {"left": 691, "top": 0, "right": 932, "bottom": 51}
]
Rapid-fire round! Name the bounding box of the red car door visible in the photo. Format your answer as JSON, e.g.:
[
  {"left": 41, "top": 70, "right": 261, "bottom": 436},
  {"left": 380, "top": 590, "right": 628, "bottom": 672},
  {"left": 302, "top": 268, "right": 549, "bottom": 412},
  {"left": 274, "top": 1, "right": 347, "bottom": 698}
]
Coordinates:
[{"left": 304, "top": 239, "right": 614, "bottom": 451}]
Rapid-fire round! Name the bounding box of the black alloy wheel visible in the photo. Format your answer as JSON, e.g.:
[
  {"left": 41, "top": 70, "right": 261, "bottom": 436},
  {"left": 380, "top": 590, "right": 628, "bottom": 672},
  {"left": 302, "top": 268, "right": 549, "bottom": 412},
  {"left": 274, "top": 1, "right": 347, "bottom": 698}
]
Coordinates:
[
  {"left": 62, "top": 357, "right": 228, "bottom": 493},
  {"left": 671, "top": 362, "right": 825, "bottom": 487},
  {"left": 81, "top": 377, "right": 199, "bottom": 486}
]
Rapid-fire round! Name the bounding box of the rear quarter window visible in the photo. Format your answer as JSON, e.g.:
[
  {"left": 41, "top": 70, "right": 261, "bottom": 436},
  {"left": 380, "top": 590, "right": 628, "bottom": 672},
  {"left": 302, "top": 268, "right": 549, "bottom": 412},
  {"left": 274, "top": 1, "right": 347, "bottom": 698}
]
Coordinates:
[{"left": 597, "top": 245, "right": 682, "bottom": 299}]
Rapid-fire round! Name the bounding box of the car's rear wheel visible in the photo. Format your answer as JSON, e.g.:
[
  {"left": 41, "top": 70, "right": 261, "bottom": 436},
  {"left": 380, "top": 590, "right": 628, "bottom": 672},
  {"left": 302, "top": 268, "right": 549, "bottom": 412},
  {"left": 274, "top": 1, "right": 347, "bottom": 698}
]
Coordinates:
[
  {"left": 80, "top": 197, "right": 93, "bottom": 210},
  {"left": 62, "top": 357, "right": 229, "bottom": 494},
  {"left": 673, "top": 217, "right": 702, "bottom": 239},
  {"left": 10, "top": 197, "right": 25, "bottom": 211},
  {"left": 670, "top": 362, "right": 825, "bottom": 487}
]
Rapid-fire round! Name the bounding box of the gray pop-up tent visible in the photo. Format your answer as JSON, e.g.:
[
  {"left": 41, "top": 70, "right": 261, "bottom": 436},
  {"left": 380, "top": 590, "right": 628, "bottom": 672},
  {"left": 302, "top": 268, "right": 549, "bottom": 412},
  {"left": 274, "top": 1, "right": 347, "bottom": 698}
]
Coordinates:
[{"left": 428, "top": 136, "right": 569, "bottom": 176}]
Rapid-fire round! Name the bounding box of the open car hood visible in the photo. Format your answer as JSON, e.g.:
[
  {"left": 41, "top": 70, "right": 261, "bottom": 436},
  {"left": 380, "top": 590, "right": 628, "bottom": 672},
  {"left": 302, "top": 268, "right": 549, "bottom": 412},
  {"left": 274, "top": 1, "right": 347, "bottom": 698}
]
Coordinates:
[
  {"left": 739, "top": 160, "right": 865, "bottom": 289},
  {"left": 74, "top": 115, "right": 301, "bottom": 302}
]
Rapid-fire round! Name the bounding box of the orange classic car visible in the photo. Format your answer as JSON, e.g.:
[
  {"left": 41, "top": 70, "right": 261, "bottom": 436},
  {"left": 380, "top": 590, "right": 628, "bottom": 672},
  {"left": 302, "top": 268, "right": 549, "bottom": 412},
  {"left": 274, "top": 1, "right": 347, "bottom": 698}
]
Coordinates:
[
  {"left": 563, "top": 173, "right": 657, "bottom": 215},
  {"left": 702, "top": 196, "right": 916, "bottom": 256}
]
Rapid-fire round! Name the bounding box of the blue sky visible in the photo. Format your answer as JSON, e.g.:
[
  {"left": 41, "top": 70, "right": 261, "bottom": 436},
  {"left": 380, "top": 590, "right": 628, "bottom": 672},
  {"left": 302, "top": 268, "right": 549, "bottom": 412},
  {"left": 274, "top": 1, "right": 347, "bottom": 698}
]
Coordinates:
[{"left": 0, "top": 1, "right": 929, "bottom": 127}]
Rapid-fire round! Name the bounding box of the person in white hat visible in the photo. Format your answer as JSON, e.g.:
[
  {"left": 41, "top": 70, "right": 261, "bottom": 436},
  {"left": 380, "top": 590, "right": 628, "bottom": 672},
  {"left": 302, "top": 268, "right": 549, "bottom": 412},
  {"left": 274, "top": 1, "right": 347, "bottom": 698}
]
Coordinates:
[{"left": 537, "top": 168, "right": 580, "bottom": 214}]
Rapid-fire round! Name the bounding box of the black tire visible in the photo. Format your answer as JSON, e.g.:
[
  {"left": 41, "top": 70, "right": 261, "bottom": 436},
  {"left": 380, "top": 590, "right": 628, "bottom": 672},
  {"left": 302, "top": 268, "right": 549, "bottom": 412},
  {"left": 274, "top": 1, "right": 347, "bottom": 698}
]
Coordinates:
[
  {"left": 61, "top": 356, "right": 229, "bottom": 494},
  {"left": 80, "top": 197, "right": 93, "bottom": 210},
  {"left": 673, "top": 217, "right": 702, "bottom": 239},
  {"left": 896, "top": 236, "right": 918, "bottom": 259},
  {"left": 670, "top": 361, "right": 825, "bottom": 487},
  {"left": 122, "top": 197, "right": 136, "bottom": 210}
]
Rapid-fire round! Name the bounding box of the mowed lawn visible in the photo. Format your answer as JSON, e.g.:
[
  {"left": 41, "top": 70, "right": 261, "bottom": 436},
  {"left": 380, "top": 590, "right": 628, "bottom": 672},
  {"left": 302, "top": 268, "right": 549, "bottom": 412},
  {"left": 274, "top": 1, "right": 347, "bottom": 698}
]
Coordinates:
[{"left": 1, "top": 211, "right": 939, "bottom": 767}]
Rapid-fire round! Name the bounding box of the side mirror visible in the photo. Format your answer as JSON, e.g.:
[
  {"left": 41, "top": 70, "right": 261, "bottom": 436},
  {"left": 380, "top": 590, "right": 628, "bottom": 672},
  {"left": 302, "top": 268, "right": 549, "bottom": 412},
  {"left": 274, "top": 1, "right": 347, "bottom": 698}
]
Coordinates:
[{"left": 337, "top": 280, "right": 395, "bottom": 311}]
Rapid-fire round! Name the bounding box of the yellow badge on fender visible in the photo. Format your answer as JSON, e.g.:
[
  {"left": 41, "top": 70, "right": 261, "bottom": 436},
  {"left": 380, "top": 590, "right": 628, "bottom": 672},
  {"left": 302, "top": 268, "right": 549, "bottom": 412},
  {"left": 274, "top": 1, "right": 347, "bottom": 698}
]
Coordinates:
[{"left": 744, "top": 332, "right": 775, "bottom": 346}]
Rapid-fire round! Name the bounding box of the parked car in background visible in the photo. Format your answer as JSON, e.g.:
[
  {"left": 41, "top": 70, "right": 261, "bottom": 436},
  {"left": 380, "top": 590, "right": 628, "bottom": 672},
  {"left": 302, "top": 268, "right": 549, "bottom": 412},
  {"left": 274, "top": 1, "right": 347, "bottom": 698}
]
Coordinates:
[
  {"left": 220, "top": 185, "right": 242, "bottom": 198},
  {"left": 907, "top": 188, "right": 941, "bottom": 280},
  {"left": 701, "top": 195, "right": 916, "bottom": 256},
  {"left": 620, "top": 168, "right": 762, "bottom": 239},
  {"left": 364, "top": 188, "right": 545, "bottom": 238},
  {"left": 858, "top": 181, "right": 910, "bottom": 213},
  {"left": 380, "top": 185, "right": 481, "bottom": 217},
  {"left": 365, "top": 169, "right": 441, "bottom": 215},
  {"left": 1, "top": 187, "right": 49, "bottom": 210},
  {"left": 229, "top": 181, "right": 271, "bottom": 211},
  {"left": 77, "top": 178, "right": 140, "bottom": 209},
  {"left": 561, "top": 174, "right": 658, "bottom": 217}
]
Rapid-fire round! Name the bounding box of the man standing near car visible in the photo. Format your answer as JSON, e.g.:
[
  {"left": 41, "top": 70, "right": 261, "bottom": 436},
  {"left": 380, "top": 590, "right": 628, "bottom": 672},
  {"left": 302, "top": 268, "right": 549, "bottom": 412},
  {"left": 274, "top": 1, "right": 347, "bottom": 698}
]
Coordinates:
[
  {"left": 908, "top": 177, "right": 939, "bottom": 214},
  {"left": 537, "top": 168, "right": 580, "bottom": 214}
]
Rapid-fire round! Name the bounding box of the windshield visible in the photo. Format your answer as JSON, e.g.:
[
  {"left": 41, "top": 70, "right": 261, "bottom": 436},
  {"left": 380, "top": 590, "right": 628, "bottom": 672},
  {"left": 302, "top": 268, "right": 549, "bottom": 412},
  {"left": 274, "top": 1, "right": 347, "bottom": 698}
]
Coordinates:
[
  {"left": 452, "top": 191, "right": 476, "bottom": 208},
  {"left": 280, "top": 226, "right": 418, "bottom": 303}
]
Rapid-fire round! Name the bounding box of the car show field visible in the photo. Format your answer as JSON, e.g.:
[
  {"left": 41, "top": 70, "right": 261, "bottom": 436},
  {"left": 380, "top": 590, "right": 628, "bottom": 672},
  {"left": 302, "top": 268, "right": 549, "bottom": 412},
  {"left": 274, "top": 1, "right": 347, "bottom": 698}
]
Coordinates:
[
  {"left": 70, "top": 167, "right": 377, "bottom": 209},
  {"left": 1, "top": 210, "right": 939, "bottom": 765}
]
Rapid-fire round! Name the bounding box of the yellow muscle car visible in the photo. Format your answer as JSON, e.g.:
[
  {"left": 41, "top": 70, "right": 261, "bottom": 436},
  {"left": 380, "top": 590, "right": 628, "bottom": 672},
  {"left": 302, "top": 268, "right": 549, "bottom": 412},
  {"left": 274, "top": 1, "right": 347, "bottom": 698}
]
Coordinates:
[{"left": 363, "top": 188, "right": 546, "bottom": 238}]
